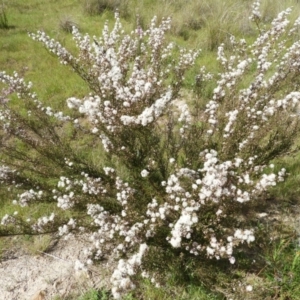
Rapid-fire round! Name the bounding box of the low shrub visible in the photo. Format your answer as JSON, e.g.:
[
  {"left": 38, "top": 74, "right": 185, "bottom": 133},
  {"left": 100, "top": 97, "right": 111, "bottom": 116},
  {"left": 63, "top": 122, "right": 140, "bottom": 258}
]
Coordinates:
[{"left": 1, "top": 2, "right": 300, "bottom": 298}]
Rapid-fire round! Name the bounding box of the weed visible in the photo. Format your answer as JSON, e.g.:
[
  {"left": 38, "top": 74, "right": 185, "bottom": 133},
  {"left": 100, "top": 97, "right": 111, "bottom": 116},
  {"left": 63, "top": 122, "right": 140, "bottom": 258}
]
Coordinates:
[
  {"left": 0, "top": 2, "right": 8, "bottom": 29},
  {"left": 78, "top": 289, "right": 102, "bottom": 300},
  {"left": 59, "top": 16, "right": 79, "bottom": 33}
]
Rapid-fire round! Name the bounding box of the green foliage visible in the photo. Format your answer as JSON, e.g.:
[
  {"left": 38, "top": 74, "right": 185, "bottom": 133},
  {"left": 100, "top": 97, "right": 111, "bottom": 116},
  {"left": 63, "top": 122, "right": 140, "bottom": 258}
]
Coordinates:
[
  {"left": 261, "top": 236, "right": 300, "bottom": 299},
  {"left": 0, "top": 2, "right": 8, "bottom": 29},
  {"left": 78, "top": 289, "right": 103, "bottom": 300}
]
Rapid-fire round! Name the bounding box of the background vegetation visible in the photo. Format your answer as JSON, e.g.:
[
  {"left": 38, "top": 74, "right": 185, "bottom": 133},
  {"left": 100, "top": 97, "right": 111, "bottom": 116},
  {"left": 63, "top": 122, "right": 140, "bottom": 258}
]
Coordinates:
[{"left": 1, "top": 0, "right": 300, "bottom": 299}]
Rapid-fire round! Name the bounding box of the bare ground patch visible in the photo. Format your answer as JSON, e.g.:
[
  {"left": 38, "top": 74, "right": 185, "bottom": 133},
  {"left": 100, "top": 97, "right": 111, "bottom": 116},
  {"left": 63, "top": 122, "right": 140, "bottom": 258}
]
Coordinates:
[{"left": 0, "top": 235, "right": 114, "bottom": 300}]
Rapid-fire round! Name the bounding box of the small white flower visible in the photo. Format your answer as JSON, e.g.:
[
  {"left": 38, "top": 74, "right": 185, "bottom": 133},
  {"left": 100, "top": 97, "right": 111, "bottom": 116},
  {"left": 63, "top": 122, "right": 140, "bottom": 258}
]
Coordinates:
[
  {"left": 141, "top": 169, "right": 149, "bottom": 177},
  {"left": 92, "top": 127, "right": 98, "bottom": 134},
  {"left": 246, "top": 285, "right": 253, "bottom": 292},
  {"left": 216, "top": 209, "right": 222, "bottom": 216},
  {"left": 229, "top": 256, "right": 236, "bottom": 264}
]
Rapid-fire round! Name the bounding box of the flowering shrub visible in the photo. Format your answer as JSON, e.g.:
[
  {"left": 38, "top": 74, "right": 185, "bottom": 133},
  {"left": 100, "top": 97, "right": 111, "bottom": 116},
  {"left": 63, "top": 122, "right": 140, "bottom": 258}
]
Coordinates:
[{"left": 1, "top": 2, "right": 300, "bottom": 298}]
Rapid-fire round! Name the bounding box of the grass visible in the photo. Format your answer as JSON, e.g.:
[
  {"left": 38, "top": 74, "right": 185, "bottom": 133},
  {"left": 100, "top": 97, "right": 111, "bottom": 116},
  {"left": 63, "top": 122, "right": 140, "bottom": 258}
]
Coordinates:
[
  {"left": 0, "top": 3, "right": 9, "bottom": 29},
  {"left": 238, "top": 235, "right": 300, "bottom": 299},
  {"left": 21, "top": 234, "right": 54, "bottom": 255},
  {"left": 1, "top": 0, "right": 300, "bottom": 299}
]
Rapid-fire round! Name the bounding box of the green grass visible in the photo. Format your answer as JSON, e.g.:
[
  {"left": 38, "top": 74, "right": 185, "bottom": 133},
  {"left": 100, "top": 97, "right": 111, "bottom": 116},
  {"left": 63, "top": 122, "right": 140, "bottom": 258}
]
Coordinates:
[
  {"left": 77, "top": 289, "right": 106, "bottom": 300},
  {"left": 2, "top": 0, "right": 300, "bottom": 299}
]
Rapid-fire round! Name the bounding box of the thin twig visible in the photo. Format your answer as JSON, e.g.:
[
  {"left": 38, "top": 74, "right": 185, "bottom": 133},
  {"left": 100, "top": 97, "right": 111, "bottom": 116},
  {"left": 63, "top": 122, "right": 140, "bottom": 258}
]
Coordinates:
[{"left": 37, "top": 250, "right": 70, "bottom": 263}]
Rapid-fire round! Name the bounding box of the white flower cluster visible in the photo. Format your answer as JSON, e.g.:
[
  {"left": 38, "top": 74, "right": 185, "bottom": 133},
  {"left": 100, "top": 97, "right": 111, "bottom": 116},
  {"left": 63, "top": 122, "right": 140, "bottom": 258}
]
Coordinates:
[
  {"left": 103, "top": 166, "right": 115, "bottom": 175},
  {"left": 249, "top": 0, "right": 261, "bottom": 22},
  {"left": 206, "top": 5, "right": 300, "bottom": 156},
  {"left": 1, "top": 214, "right": 16, "bottom": 226},
  {"left": 145, "top": 149, "right": 286, "bottom": 264},
  {"left": 177, "top": 103, "right": 192, "bottom": 136},
  {"left": 169, "top": 212, "right": 198, "bottom": 248},
  {"left": 29, "top": 31, "right": 73, "bottom": 65},
  {"left": 32, "top": 15, "right": 197, "bottom": 153},
  {"left": 197, "top": 66, "right": 213, "bottom": 82},
  {"left": 255, "top": 168, "right": 285, "bottom": 191},
  {"left": 111, "top": 243, "right": 148, "bottom": 299},
  {"left": 32, "top": 213, "right": 55, "bottom": 233},
  {"left": 120, "top": 90, "right": 173, "bottom": 126},
  {"left": 39, "top": 105, "right": 70, "bottom": 121},
  {"left": 0, "top": 71, "right": 32, "bottom": 98},
  {"left": 54, "top": 172, "right": 108, "bottom": 211},
  {"left": 13, "top": 189, "right": 43, "bottom": 207},
  {"left": 0, "top": 165, "right": 15, "bottom": 183},
  {"left": 83, "top": 175, "right": 144, "bottom": 264},
  {"left": 0, "top": 71, "right": 71, "bottom": 125},
  {"left": 234, "top": 229, "right": 255, "bottom": 244},
  {"left": 206, "top": 236, "right": 235, "bottom": 263},
  {"left": 58, "top": 218, "right": 76, "bottom": 238}
]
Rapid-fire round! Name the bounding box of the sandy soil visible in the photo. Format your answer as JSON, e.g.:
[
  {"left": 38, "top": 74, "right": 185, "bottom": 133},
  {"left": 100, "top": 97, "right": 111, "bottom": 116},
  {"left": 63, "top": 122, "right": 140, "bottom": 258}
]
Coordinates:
[{"left": 0, "top": 236, "right": 113, "bottom": 300}]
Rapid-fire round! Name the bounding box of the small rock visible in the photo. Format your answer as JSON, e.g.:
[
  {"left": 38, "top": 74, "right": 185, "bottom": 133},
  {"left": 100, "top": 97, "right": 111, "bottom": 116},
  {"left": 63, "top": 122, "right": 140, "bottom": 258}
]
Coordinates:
[{"left": 31, "top": 290, "right": 45, "bottom": 300}]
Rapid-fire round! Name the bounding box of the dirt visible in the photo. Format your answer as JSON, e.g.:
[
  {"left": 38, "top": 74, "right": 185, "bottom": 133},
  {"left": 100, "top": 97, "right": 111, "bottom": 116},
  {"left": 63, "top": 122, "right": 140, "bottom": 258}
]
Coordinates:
[{"left": 0, "top": 235, "right": 114, "bottom": 300}]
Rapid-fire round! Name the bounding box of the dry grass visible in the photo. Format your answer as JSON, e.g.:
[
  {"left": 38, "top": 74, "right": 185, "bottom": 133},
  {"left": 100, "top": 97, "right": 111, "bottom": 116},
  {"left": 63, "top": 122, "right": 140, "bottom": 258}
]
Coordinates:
[{"left": 22, "top": 234, "right": 54, "bottom": 256}]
